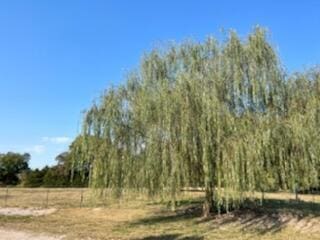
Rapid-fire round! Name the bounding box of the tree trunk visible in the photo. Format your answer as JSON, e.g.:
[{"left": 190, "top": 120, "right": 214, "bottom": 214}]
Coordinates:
[{"left": 202, "top": 185, "right": 213, "bottom": 217}]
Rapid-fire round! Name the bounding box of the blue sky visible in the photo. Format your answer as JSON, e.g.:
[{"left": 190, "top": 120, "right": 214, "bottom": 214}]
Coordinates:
[{"left": 0, "top": 0, "right": 319, "bottom": 168}]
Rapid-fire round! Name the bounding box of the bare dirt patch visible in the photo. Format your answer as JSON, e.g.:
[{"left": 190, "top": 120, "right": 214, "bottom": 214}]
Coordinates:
[
  {"left": 0, "top": 228, "right": 64, "bottom": 240},
  {"left": 207, "top": 208, "right": 320, "bottom": 235},
  {"left": 0, "top": 208, "right": 56, "bottom": 217}
]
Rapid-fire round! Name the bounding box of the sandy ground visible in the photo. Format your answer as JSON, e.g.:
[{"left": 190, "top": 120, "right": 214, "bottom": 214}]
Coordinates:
[
  {"left": 0, "top": 229, "right": 64, "bottom": 240},
  {"left": 0, "top": 208, "right": 56, "bottom": 217},
  {"left": 0, "top": 208, "right": 63, "bottom": 239}
]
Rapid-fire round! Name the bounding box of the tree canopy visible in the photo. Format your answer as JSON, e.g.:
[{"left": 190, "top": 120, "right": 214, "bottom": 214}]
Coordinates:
[
  {"left": 21, "top": 147, "right": 89, "bottom": 188},
  {"left": 73, "top": 28, "right": 320, "bottom": 215},
  {"left": 0, "top": 152, "right": 30, "bottom": 185}
]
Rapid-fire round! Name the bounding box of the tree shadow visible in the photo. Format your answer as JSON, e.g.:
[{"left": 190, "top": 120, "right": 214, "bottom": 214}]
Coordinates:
[
  {"left": 129, "top": 203, "right": 204, "bottom": 240},
  {"left": 131, "top": 197, "right": 320, "bottom": 237},
  {"left": 130, "top": 204, "right": 202, "bottom": 226},
  {"left": 134, "top": 234, "right": 203, "bottom": 240},
  {"left": 260, "top": 198, "right": 320, "bottom": 215},
  {"left": 147, "top": 197, "right": 204, "bottom": 208},
  {"left": 205, "top": 198, "right": 320, "bottom": 235}
]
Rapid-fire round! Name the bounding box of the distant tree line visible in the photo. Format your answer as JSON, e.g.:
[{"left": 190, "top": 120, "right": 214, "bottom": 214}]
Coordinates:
[{"left": 0, "top": 149, "right": 89, "bottom": 187}]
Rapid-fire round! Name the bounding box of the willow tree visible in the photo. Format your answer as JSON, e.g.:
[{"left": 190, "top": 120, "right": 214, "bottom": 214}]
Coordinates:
[{"left": 72, "top": 27, "right": 320, "bottom": 216}]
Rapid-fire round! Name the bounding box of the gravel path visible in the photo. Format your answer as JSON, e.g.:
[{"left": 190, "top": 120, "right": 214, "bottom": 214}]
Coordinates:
[{"left": 0, "top": 229, "right": 64, "bottom": 240}]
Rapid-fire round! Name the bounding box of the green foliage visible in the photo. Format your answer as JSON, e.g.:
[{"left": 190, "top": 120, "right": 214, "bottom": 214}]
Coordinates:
[
  {"left": 21, "top": 167, "right": 48, "bottom": 187},
  {"left": 0, "top": 152, "right": 30, "bottom": 186},
  {"left": 20, "top": 149, "right": 89, "bottom": 188},
  {"left": 42, "top": 166, "right": 70, "bottom": 187},
  {"left": 74, "top": 27, "right": 320, "bottom": 214}
]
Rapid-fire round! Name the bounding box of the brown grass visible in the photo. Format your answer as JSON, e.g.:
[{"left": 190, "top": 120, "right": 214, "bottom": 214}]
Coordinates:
[{"left": 0, "top": 188, "right": 320, "bottom": 240}]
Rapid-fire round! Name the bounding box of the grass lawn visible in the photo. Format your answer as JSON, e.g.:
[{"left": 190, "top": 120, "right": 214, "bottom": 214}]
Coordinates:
[{"left": 0, "top": 188, "right": 320, "bottom": 239}]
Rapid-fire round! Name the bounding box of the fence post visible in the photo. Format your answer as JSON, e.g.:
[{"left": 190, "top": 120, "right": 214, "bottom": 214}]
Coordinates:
[
  {"left": 294, "top": 184, "right": 299, "bottom": 201},
  {"left": 260, "top": 190, "right": 264, "bottom": 206},
  {"left": 312, "top": 189, "right": 315, "bottom": 210},
  {"left": 4, "top": 187, "right": 9, "bottom": 207},
  {"left": 80, "top": 189, "right": 84, "bottom": 208},
  {"left": 45, "top": 189, "right": 50, "bottom": 208}
]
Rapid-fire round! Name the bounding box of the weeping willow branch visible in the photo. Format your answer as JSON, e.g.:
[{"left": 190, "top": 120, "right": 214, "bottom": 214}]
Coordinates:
[{"left": 72, "top": 27, "right": 320, "bottom": 216}]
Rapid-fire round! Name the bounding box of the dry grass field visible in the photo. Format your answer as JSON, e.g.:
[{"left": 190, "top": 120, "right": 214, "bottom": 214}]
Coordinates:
[{"left": 0, "top": 188, "right": 320, "bottom": 240}]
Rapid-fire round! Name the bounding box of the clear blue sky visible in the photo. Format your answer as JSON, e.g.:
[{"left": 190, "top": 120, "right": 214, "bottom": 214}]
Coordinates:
[{"left": 0, "top": 0, "right": 319, "bottom": 168}]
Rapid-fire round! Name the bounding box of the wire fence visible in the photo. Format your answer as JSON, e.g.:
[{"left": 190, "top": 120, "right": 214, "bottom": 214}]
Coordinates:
[
  {"left": 0, "top": 187, "right": 319, "bottom": 209},
  {"left": 0, "top": 188, "right": 196, "bottom": 209},
  {"left": 0, "top": 188, "right": 93, "bottom": 208}
]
